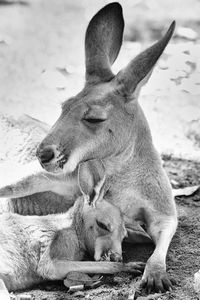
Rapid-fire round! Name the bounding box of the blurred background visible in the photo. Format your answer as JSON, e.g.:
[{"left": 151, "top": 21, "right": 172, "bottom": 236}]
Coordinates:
[{"left": 0, "top": 0, "right": 200, "bottom": 162}]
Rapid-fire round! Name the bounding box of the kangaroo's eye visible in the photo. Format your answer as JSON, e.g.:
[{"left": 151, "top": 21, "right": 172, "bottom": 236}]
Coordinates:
[
  {"left": 96, "top": 220, "right": 110, "bottom": 231},
  {"left": 83, "top": 118, "right": 106, "bottom": 124}
]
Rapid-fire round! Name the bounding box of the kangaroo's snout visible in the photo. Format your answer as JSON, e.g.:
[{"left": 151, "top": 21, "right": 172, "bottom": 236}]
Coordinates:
[
  {"left": 36, "top": 142, "right": 70, "bottom": 172},
  {"left": 36, "top": 146, "right": 55, "bottom": 165}
]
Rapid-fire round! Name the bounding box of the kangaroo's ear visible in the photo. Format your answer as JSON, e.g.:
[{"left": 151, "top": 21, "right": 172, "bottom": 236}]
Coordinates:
[
  {"left": 85, "top": 2, "right": 124, "bottom": 84},
  {"left": 78, "top": 160, "right": 105, "bottom": 204},
  {"left": 115, "top": 21, "right": 175, "bottom": 99}
]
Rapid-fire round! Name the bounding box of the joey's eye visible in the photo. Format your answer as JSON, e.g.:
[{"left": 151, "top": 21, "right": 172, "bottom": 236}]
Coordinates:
[
  {"left": 83, "top": 118, "right": 106, "bottom": 124},
  {"left": 96, "top": 220, "right": 110, "bottom": 231}
]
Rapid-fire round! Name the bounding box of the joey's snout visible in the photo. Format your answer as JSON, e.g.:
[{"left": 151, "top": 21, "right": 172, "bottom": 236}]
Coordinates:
[
  {"left": 94, "top": 236, "right": 123, "bottom": 262},
  {"left": 109, "top": 251, "right": 123, "bottom": 262}
]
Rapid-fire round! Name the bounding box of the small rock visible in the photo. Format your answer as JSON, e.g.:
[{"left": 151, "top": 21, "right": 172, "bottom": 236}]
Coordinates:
[
  {"left": 113, "top": 276, "right": 124, "bottom": 284},
  {"left": 0, "top": 279, "right": 10, "bottom": 300},
  {"left": 172, "top": 185, "right": 200, "bottom": 197},
  {"left": 73, "top": 291, "right": 85, "bottom": 298},
  {"left": 137, "top": 293, "right": 163, "bottom": 300},
  {"left": 194, "top": 270, "right": 200, "bottom": 295},
  {"left": 69, "top": 285, "right": 84, "bottom": 293},
  {"left": 128, "top": 290, "right": 136, "bottom": 300},
  {"left": 17, "top": 295, "right": 33, "bottom": 300},
  {"left": 175, "top": 27, "right": 198, "bottom": 40},
  {"left": 170, "top": 179, "right": 179, "bottom": 187}
]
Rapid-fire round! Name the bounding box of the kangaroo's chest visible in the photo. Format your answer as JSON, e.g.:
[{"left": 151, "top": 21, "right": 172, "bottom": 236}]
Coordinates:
[{"left": 106, "top": 185, "right": 151, "bottom": 222}]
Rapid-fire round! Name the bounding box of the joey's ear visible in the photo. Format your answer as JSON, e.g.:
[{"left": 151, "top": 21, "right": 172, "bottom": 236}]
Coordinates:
[
  {"left": 85, "top": 2, "right": 124, "bottom": 84},
  {"left": 78, "top": 160, "right": 105, "bottom": 204},
  {"left": 115, "top": 21, "right": 176, "bottom": 98}
]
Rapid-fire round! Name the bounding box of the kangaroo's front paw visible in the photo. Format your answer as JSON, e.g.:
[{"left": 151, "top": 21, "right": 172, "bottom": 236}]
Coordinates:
[
  {"left": 140, "top": 259, "right": 172, "bottom": 293},
  {"left": 125, "top": 261, "right": 145, "bottom": 275}
]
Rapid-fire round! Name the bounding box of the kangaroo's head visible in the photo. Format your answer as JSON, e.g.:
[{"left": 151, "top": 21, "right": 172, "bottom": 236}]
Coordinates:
[
  {"left": 77, "top": 159, "right": 127, "bottom": 261},
  {"left": 36, "top": 2, "right": 175, "bottom": 174}
]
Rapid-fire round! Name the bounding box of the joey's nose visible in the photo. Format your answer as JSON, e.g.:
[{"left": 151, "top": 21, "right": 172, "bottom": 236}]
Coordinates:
[
  {"left": 37, "top": 146, "right": 55, "bottom": 164},
  {"left": 109, "top": 252, "right": 123, "bottom": 262}
]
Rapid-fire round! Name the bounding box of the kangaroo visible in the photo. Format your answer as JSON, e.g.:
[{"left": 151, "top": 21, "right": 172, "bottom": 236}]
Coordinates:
[
  {"left": 0, "top": 2, "right": 177, "bottom": 293},
  {"left": 32, "top": 3, "right": 178, "bottom": 293},
  {"left": 0, "top": 160, "right": 144, "bottom": 291}
]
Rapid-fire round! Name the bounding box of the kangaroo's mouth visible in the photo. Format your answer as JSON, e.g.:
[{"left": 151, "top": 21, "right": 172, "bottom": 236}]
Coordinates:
[
  {"left": 39, "top": 152, "right": 79, "bottom": 175},
  {"left": 37, "top": 143, "right": 88, "bottom": 175},
  {"left": 63, "top": 155, "right": 80, "bottom": 174},
  {"left": 38, "top": 150, "right": 69, "bottom": 174},
  {"left": 62, "top": 147, "right": 88, "bottom": 174},
  {"left": 39, "top": 161, "right": 63, "bottom": 173},
  {"left": 57, "top": 154, "right": 69, "bottom": 169}
]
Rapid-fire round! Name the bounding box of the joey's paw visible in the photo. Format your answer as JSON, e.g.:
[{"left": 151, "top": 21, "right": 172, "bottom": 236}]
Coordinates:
[
  {"left": 99, "top": 251, "right": 122, "bottom": 262},
  {"left": 125, "top": 262, "right": 145, "bottom": 275},
  {"left": 140, "top": 261, "right": 172, "bottom": 293},
  {"left": 108, "top": 250, "right": 122, "bottom": 262},
  {"left": 98, "top": 253, "right": 110, "bottom": 262}
]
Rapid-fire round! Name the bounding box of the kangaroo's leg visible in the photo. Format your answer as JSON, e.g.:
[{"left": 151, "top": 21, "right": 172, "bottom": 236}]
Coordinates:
[
  {"left": 45, "top": 260, "right": 145, "bottom": 280},
  {"left": 0, "top": 171, "right": 77, "bottom": 199},
  {"left": 140, "top": 215, "right": 177, "bottom": 292}
]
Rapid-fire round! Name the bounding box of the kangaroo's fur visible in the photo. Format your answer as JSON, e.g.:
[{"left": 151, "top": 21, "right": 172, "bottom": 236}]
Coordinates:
[
  {"left": 0, "top": 2, "right": 177, "bottom": 293},
  {"left": 0, "top": 160, "right": 146, "bottom": 291}
]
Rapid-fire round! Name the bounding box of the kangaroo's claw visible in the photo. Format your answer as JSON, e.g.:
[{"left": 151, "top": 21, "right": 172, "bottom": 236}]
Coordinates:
[
  {"left": 140, "top": 274, "right": 173, "bottom": 293},
  {"left": 140, "top": 261, "right": 173, "bottom": 293},
  {"left": 125, "top": 262, "right": 145, "bottom": 274}
]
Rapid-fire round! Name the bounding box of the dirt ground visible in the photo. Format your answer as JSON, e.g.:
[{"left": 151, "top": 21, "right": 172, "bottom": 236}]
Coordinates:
[{"left": 0, "top": 0, "right": 200, "bottom": 300}]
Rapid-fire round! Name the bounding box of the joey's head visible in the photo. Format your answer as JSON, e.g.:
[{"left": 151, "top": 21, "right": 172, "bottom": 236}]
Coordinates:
[
  {"left": 36, "top": 3, "right": 175, "bottom": 173},
  {"left": 77, "top": 159, "right": 127, "bottom": 262}
]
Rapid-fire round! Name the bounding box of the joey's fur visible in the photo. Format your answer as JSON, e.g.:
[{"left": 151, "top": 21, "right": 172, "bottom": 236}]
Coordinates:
[
  {"left": 0, "top": 160, "right": 145, "bottom": 291},
  {"left": 0, "top": 2, "right": 177, "bottom": 293}
]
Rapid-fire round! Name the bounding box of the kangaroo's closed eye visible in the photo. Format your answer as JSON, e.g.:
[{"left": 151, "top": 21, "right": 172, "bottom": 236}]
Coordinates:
[
  {"left": 96, "top": 220, "right": 110, "bottom": 231},
  {"left": 83, "top": 118, "right": 106, "bottom": 124}
]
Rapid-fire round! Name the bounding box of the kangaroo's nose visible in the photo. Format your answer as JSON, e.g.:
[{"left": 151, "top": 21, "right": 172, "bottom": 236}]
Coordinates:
[{"left": 37, "top": 146, "right": 55, "bottom": 164}]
